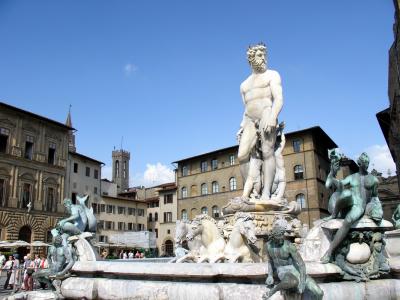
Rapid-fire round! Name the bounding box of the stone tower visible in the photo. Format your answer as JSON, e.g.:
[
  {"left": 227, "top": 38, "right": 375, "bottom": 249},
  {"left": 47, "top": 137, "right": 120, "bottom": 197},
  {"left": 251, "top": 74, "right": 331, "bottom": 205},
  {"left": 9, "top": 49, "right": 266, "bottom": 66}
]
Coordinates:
[
  {"left": 65, "top": 105, "right": 76, "bottom": 153},
  {"left": 112, "top": 149, "right": 130, "bottom": 193}
]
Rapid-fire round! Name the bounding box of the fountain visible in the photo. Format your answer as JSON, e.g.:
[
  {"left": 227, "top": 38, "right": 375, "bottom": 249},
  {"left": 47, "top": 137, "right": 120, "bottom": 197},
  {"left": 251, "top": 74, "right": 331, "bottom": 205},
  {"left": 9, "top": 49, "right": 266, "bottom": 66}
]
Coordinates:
[{"left": 7, "top": 43, "right": 400, "bottom": 300}]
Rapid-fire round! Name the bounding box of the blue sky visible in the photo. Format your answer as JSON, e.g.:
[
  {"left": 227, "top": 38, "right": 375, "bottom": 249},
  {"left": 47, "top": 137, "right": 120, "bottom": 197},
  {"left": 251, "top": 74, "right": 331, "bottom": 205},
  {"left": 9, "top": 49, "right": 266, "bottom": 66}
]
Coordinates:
[{"left": 0, "top": 1, "right": 396, "bottom": 185}]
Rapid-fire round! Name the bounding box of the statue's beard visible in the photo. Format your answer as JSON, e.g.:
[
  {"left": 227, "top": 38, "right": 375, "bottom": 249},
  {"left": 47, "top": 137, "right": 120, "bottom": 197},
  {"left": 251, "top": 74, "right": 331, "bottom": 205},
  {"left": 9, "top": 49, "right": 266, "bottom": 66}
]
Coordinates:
[{"left": 251, "top": 58, "right": 266, "bottom": 73}]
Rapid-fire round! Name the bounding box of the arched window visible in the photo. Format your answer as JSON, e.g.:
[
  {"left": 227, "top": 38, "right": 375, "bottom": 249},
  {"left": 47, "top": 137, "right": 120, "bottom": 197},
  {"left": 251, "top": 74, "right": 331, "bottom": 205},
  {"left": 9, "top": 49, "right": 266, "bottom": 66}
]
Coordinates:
[
  {"left": 115, "top": 160, "right": 120, "bottom": 177},
  {"left": 181, "top": 187, "right": 188, "bottom": 198},
  {"left": 201, "top": 183, "right": 208, "bottom": 195},
  {"left": 190, "top": 208, "right": 197, "bottom": 219},
  {"left": 212, "top": 205, "right": 220, "bottom": 218},
  {"left": 201, "top": 206, "right": 208, "bottom": 215},
  {"left": 181, "top": 209, "right": 188, "bottom": 220},
  {"left": 155, "top": 212, "right": 158, "bottom": 221},
  {"left": 296, "top": 193, "right": 307, "bottom": 208},
  {"left": 123, "top": 161, "right": 127, "bottom": 179},
  {"left": 149, "top": 213, "right": 153, "bottom": 222},
  {"left": 294, "top": 165, "right": 304, "bottom": 180},
  {"left": 229, "top": 177, "right": 237, "bottom": 191},
  {"left": 212, "top": 181, "right": 219, "bottom": 193}
]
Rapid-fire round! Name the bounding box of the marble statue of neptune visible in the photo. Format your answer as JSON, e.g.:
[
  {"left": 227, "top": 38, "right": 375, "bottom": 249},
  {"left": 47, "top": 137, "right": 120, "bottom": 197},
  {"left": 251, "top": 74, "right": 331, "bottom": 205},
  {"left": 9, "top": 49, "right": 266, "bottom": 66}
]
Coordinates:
[{"left": 238, "top": 43, "right": 283, "bottom": 201}]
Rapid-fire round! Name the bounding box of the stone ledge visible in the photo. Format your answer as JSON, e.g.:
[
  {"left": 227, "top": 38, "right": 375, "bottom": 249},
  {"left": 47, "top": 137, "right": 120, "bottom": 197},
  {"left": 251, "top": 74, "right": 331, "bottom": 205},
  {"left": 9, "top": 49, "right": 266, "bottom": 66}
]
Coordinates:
[
  {"left": 71, "top": 261, "right": 342, "bottom": 281},
  {"left": 61, "top": 277, "right": 400, "bottom": 300}
]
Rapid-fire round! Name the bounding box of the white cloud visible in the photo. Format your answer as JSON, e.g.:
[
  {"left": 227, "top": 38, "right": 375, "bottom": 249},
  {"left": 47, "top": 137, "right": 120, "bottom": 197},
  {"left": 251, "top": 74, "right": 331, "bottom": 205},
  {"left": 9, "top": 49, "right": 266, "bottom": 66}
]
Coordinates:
[
  {"left": 359, "top": 144, "right": 396, "bottom": 177},
  {"left": 130, "top": 163, "right": 175, "bottom": 187},
  {"left": 124, "top": 63, "right": 138, "bottom": 76}
]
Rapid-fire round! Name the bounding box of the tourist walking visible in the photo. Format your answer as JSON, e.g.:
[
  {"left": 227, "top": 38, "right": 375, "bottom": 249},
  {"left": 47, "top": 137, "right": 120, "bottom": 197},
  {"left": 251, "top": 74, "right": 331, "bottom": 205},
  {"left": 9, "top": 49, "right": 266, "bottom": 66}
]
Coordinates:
[
  {"left": 128, "top": 251, "right": 133, "bottom": 259},
  {"left": 3, "top": 255, "right": 14, "bottom": 289},
  {"left": 23, "top": 254, "right": 34, "bottom": 291}
]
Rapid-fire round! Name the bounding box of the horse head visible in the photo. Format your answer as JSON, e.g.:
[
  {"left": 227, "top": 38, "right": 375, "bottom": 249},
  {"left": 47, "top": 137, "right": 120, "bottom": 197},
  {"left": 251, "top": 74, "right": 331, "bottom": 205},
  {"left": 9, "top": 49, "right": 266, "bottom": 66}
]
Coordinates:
[
  {"left": 186, "top": 218, "right": 203, "bottom": 241},
  {"left": 235, "top": 213, "right": 258, "bottom": 245}
]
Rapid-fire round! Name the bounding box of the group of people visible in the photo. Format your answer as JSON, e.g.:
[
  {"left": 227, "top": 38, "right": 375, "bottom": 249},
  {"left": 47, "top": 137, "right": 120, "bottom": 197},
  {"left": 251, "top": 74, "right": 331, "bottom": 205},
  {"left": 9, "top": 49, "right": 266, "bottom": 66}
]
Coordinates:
[
  {"left": 1, "top": 253, "right": 48, "bottom": 291},
  {"left": 119, "top": 250, "right": 145, "bottom": 259}
]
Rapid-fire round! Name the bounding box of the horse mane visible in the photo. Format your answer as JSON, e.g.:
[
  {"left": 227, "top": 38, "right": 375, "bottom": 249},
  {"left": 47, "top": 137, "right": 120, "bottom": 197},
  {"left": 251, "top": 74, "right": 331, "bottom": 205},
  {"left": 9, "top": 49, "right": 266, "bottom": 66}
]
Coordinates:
[{"left": 192, "top": 214, "right": 218, "bottom": 225}]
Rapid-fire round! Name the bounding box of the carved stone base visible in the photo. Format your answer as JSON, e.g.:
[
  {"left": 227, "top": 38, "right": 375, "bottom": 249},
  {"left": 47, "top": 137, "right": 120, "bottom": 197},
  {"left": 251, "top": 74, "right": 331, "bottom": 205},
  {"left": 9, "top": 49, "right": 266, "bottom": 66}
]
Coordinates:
[
  {"left": 222, "top": 197, "right": 301, "bottom": 216},
  {"left": 223, "top": 211, "right": 303, "bottom": 237}
]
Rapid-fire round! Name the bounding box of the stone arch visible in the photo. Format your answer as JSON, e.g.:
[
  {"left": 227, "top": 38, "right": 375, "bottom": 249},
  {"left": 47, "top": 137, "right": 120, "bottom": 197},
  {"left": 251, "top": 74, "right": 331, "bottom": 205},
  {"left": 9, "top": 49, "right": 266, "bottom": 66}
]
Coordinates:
[
  {"left": 18, "top": 214, "right": 43, "bottom": 241},
  {"left": 0, "top": 211, "right": 13, "bottom": 240},
  {"left": 163, "top": 238, "right": 174, "bottom": 256},
  {"left": 18, "top": 225, "right": 32, "bottom": 242}
]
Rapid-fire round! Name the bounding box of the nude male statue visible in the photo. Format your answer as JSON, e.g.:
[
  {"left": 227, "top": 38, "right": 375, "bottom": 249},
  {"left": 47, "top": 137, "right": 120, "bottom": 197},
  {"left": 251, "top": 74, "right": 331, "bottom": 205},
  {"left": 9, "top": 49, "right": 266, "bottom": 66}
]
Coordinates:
[
  {"left": 33, "top": 235, "right": 75, "bottom": 294},
  {"left": 237, "top": 43, "right": 283, "bottom": 201},
  {"left": 321, "top": 153, "right": 382, "bottom": 263},
  {"left": 263, "top": 221, "right": 323, "bottom": 299}
]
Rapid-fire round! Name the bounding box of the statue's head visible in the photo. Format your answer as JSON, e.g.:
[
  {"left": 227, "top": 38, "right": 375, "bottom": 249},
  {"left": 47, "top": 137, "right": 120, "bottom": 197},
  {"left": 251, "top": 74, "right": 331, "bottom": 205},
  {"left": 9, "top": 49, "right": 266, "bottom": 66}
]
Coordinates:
[
  {"left": 247, "top": 43, "right": 267, "bottom": 73},
  {"left": 357, "top": 152, "right": 370, "bottom": 171},
  {"left": 270, "top": 218, "right": 287, "bottom": 244},
  {"left": 63, "top": 198, "right": 72, "bottom": 212},
  {"left": 53, "top": 235, "right": 63, "bottom": 246}
]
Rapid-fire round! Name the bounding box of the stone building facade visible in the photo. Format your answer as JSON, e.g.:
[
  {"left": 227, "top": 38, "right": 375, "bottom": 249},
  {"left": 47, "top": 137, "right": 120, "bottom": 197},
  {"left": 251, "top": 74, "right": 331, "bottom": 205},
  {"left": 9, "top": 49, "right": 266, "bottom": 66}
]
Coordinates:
[
  {"left": 95, "top": 194, "right": 147, "bottom": 244},
  {"left": 175, "top": 146, "right": 242, "bottom": 221},
  {"left": 175, "top": 126, "right": 345, "bottom": 226},
  {"left": 135, "top": 183, "right": 177, "bottom": 256},
  {"left": 0, "top": 102, "right": 71, "bottom": 245},
  {"left": 377, "top": 0, "right": 400, "bottom": 191},
  {"left": 65, "top": 152, "right": 103, "bottom": 205}
]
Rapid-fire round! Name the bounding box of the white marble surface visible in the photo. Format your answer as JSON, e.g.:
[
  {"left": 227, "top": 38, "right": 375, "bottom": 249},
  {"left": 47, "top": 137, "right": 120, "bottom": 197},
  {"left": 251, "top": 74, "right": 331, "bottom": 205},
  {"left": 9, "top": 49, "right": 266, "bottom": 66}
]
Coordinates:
[{"left": 61, "top": 277, "right": 400, "bottom": 300}]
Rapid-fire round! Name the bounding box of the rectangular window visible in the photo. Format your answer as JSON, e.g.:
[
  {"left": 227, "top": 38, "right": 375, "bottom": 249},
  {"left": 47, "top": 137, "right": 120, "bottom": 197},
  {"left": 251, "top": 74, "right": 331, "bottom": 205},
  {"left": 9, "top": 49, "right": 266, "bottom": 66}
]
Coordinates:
[
  {"left": 164, "top": 194, "right": 173, "bottom": 204},
  {"left": 21, "top": 183, "right": 31, "bottom": 209},
  {"left": 138, "top": 208, "right": 144, "bottom": 216},
  {"left": 182, "top": 165, "right": 188, "bottom": 176},
  {"left": 200, "top": 161, "right": 207, "bottom": 172},
  {"left": 46, "top": 187, "right": 55, "bottom": 211},
  {"left": 98, "top": 220, "right": 104, "bottom": 229},
  {"left": 94, "top": 169, "right": 99, "bottom": 179},
  {"left": 229, "top": 155, "right": 235, "bottom": 166},
  {"left": 128, "top": 207, "right": 135, "bottom": 215},
  {"left": 0, "top": 178, "right": 5, "bottom": 206},
  {"left": 106, "top": 221, "right": 112, "bottom": 230},
  {"left": 73, "top": 163, "right": 78, "bottom": 173},
  {"left": 106, "top": 205, "right": 113, "bottom": 213},
  {"left": 94, "top": 187, "right": 98, "bottom": 194},
  {"left": 0, "top": 128, "right": 10, "bottom": 153},
  {"left": 118, "top": 222, "right": 124, "bottom": 231},
  {"left": 100, "top": 204, "right": 105, "bottom": 212},
  {"left": 85, "top": 167, "right": 90, "bottom": 177},
  {"left": 293, "top": 139, "right": 301, "bottom": 153},
  {"left": 128, "top": 223, "right": 133, "bottom": 230},
  {"left": 24, "top": 136, "right": 34, "bottom": 160},
  {"left": 164, "top": 212, "right": 172, "bottom": 223},
  {"left": 118, "top": 206, "right": 125, "bottom": 214},
  {"left": 155, "top": 228, "right": 158, "bottom": 238},
  {"left": 211, "top": 159, "right": 218, "bottom": 170},
  {"left": 155, "top": 213, "right": 158, "bottom": 221},
  {"left": 71, "top": 192, "right": 77, "bottom": 204},
  {"left": 92, "top": 203, "right": 98, "bottom": 214},
  {"left": 48, "top": 142, "right": 56, "bottom": 165},
  {"left": 99, "top": 235, "right": 107, "bottom": 243}
]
